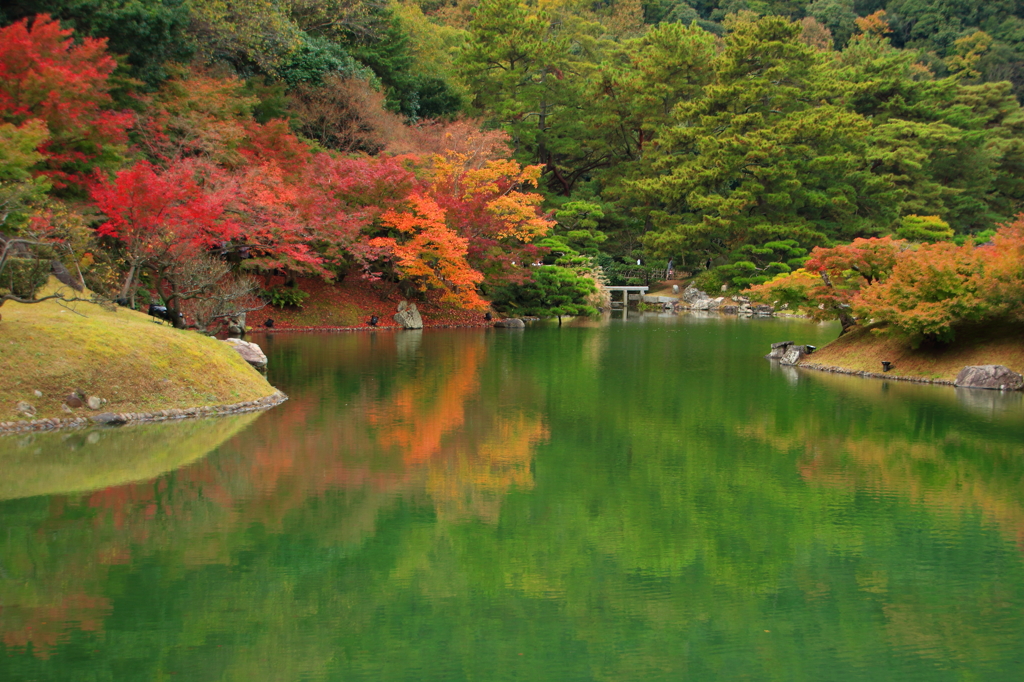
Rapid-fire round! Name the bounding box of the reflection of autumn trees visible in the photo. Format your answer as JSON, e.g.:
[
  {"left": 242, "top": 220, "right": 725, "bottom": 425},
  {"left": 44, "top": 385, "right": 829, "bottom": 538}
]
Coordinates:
[
  {"left": 367, "top": 338, "right": 486, "bottom": 465},
  {"left": 0, "top": 594, "right": 108, "bottom": 659},
  {"left": 0, "top": 331, "right": 547, "bottom": 659},
  {"left": 238, "top": 332, "right": 546, "bottom": 525},
  {"left": 5, "top": 321, "right": 1024, "bottom": 679},
  {"left": 730, "top": 375, "right": 1024, "bottom": 673},
  {"left": 427, "top": 412, "right": 546, "bottom": 523},
  {"left": 739, "top": 374, "right": 1024, "bottom": 551}
]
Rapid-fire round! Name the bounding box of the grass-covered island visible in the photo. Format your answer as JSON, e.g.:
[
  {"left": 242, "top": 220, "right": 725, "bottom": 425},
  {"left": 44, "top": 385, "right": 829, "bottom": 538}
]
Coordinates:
[
  {"left": 0, "top": 283, "right": 281, "bottom": 427},
  {"left": 799, "top": 322, "right": 1024, "bottom": 385},
  {"left": 747, "top": 224, "right": 1024, "bottom": 388}
]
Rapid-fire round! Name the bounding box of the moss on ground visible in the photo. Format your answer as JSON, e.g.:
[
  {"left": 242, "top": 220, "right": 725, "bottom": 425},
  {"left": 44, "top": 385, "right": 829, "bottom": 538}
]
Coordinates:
[
  {"left": 805, "top": 321, "right": 1024, "bottom": 382},
  {"left": 0, "top": 280, "right": 277, "bottom": 422}
]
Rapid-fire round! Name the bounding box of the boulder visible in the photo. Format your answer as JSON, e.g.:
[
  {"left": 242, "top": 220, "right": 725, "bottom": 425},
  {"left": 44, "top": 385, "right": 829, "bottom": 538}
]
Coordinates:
[
  {"left": 494, "top": 318, "right": 526, "bottom": 329},
  {"left": 766, "top": 341, "right": 793, "bottom": 360},
  {"left": 394, "top": 301, "right": 424, "bottom": 329},
  {"left": 15, "top": 401, "right": 36, "bottom": 418},
  {"left": 86, "top": 396, "right": 104, "bottom": 410},
  {"left": 224, "top": 338, "right": 268, "bottom": 372},
  {"left": 681, "top": 284, "right": 710, "bottom": 305},
  {"left": 65, "top": 394, "right": 83, "bottom": 408},
  {"left": 721, "top": 305, "right": 739, "bottom": 314},
  {"left": 691, "top": 296, "right": 725, "bottom": 311},
  {"left": 780, "top": 345, "right": 807, "bottom": 366},
  {"left": 672, "top": 285, "right": 680, "bottom": 294},
  {"left": 954, "top": 365, "right": 1024, "bottom": 391},
  {"left": 92, "top": 412, "right": 128, "bottom": 425},
  {"left": 227, "top": 312, "right": 246, "bottom": 336}
]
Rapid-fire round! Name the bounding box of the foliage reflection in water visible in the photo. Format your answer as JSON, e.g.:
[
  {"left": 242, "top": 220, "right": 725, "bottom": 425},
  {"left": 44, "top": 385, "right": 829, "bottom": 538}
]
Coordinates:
[{"left": 2, "top": 315, "right": 1024, "bottom": 681}]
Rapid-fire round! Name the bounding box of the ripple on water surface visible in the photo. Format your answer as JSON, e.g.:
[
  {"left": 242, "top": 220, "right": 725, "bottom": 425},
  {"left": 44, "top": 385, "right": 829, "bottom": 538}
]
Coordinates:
[{"left": 1, "top": 316, "right": 1023, "bottom": 681}]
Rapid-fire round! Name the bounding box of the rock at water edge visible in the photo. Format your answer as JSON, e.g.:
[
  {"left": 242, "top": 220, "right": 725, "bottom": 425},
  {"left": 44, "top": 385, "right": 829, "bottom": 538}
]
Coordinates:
[
  {"left": 224, "top": 338, "right": 268, "bottom": 372},
  {"left": 766, "top": 341, "right": 793, "bottom": 360},
  {"left": 92, "top": 412, "right": 128, "bottom": 425},
  {"left": 682, "top": 284, "right": 710, "bottom": 305},
  {"left": 954, "top": 365, "right": 1024, "bottom": 391},
  {"left": 394, "top": 301, "right": 424, "bottom": 329},
  {"left": 780, "top": 346, "right": 806, "bottom": 366},
  {"left": 494, "top": 318, "right": 526, "bottom": 329}
]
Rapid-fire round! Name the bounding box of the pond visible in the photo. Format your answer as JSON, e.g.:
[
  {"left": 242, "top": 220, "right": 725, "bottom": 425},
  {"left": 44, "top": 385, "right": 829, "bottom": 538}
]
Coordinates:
[{"left": 2, "top": 314, "right": 1024, "bottom": 681}]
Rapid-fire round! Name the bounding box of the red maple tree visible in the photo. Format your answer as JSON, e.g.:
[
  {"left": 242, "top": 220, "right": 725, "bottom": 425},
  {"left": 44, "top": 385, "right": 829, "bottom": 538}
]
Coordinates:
[{"left": 0, "top": 14, "right": 132, "bottom": 189}]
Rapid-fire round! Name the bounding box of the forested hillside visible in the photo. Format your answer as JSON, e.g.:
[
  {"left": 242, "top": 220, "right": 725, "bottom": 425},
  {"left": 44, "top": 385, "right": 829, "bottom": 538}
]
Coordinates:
[{"left": 1, "top": 0, "right": 1023, "bottom": 327}]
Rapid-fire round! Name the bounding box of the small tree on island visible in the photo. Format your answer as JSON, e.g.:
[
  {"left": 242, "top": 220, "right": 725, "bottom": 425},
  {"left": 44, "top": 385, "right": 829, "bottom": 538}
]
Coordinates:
[
  {"left": 491, "top": 261, "right": 598, "bottom": 325},
  {"left": 745, "top": 221, "right": 1024, "bottom": 346},
  {"left": 744, "top": 236, "right": 908, "bottom": 335}
]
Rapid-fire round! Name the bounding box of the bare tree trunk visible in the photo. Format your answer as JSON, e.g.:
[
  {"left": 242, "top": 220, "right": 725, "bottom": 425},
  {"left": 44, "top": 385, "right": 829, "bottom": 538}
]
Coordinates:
[
  {"left": 836, "top": 309, "right": 857, "bottom": 335},
  {"left": 120, "top": 261, "right": 138, "bottom": 307}
]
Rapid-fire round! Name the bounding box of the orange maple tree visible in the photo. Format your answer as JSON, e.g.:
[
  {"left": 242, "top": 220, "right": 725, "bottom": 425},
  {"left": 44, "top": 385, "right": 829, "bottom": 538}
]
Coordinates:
[
  {"left": 425, "top": 154, "right": 552, "bottom": 286},
  {"left": 747, "top": 236, "right": 908, "bottom": 332},
  {"left": 370, "top": 194, "right": 486, "bottom": 308}
]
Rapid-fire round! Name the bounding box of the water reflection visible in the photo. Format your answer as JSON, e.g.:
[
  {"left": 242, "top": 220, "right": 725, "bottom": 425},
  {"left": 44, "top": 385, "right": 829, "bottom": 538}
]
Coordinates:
[
  {"left": 956, "top": 385, "right": 1024, "bottom": 418},
  {"left": 2, "top": 319, "right": 1024, "bottom": 681},
  {"left": 0, "top": 413, "right": 259, "bottom": 500},
  {"left": 777, "top": 369, "right": 1024, "bottom": 556}
]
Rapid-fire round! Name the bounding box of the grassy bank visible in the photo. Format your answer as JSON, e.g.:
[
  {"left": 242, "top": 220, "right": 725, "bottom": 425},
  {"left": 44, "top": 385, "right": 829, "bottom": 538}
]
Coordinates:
[
  {"left": 803, "top": 322, "right": 1024, "bottom": 383},
  {"left": 1, "top": 281, "right": 277, "bottom": 422}
]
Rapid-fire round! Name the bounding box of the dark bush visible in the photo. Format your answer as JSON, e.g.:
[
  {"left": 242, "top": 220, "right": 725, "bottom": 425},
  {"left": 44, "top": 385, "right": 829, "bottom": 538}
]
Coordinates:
[
  {"left": 0, "top": 257, "right": 50, "bottom": 299},
  {"left": 261, "top": 285, "right": 309, "bottom": 308}
]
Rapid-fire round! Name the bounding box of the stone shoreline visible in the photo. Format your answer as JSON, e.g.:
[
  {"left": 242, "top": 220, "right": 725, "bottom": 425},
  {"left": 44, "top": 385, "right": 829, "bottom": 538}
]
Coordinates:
[
  {"left": 798, "top": 362, "right": 955, "bottom": 386},
  {"left": 253, "top": 322, "right": 493, "bottom": 334},
  {"left": 0, "top": 390, "right": 288, "bottom": 435}
]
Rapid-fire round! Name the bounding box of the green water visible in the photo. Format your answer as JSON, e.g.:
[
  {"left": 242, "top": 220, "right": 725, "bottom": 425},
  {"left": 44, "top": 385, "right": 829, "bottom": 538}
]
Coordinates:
[{"left": 2, "top": 314, "right": 1024, "bottom": 681}]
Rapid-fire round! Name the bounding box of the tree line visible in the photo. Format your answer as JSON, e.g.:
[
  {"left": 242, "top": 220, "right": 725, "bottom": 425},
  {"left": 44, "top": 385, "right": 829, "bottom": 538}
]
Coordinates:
[{"left": 1, "top": 0, "right": 1023, "bottom": 331}]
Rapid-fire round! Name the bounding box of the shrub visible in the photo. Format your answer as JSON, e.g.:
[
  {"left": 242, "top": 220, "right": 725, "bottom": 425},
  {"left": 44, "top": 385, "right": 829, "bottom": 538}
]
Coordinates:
[
  {"left": 746, "top": 268, "right": 821, "bottom": 313},
  {"left": 896, "top": 214, "right": 954, "bottom": 243},
  {"left": 690, "top": 268, "right": 723, "bottom": 294},
  {"left": 0, "top": 257, "right": 50, "bottom": 299},
  {"left": 490, "top": 264, "right": 597, "bottom": 321},
  {"left": 262, "top": 285, "right": 309, "bottom": 308},
  {"left": 743, "top": 236, "right": 908, "bottom": 333}
]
